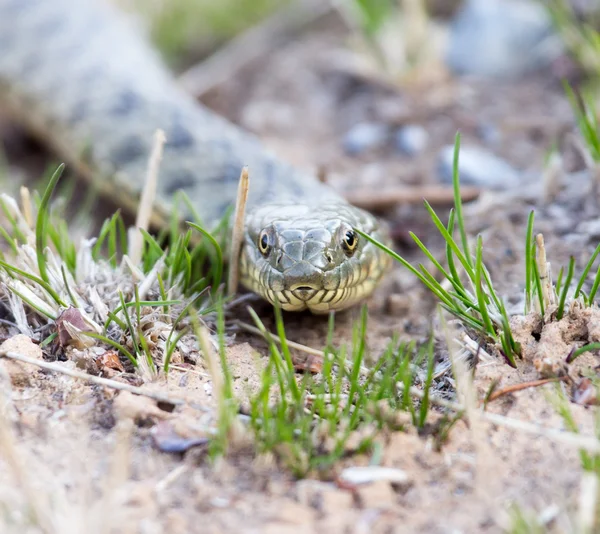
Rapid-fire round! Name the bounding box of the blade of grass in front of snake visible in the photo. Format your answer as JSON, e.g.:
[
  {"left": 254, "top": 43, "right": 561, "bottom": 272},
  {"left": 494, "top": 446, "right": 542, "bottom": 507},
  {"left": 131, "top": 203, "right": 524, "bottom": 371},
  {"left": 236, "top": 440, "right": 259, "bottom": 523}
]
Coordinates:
[{"left": 35, "top": 163, "right": 65, "bottom": 285}]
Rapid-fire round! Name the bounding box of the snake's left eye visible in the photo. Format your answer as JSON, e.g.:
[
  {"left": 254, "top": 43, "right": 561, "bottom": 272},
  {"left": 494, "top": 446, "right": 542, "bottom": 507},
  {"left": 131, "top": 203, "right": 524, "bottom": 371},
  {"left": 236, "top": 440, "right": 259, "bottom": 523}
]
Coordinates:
[
  {"left": 258, "top": 230, "right": 272, "bottom": 256},
  {"left": 341, "top": 229, "right": 358, "bottom": 256}
]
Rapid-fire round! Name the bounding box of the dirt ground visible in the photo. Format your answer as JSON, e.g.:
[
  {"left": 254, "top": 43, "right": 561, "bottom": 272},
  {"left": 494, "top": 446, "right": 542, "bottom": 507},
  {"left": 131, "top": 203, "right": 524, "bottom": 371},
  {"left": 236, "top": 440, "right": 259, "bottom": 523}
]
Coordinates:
[{"left": 3, "top": 13, "right": 600, "bottom": 534}]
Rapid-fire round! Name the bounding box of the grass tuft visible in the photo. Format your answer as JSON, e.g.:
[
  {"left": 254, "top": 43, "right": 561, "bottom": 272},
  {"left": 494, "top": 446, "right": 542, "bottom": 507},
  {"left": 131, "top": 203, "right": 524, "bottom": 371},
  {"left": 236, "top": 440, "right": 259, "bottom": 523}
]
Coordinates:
[
  {"left": 357, "top": 133, "right": 519, "bottom": 366},
  {"left": 245, "top": 304, "right": 437, "bottom": 476}
]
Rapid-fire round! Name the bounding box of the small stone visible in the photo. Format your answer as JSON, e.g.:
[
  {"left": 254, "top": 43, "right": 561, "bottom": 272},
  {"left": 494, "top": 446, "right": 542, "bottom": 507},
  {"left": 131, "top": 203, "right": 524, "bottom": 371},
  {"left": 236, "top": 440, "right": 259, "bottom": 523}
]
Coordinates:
[
  {"left": 386, "top": 294, "right": 411, "bottom": 316},
  {"left": 114, "top": 391, "right": 172, "bottom": 423},
  {"left": 357, "top": 480, "right": 396, "bottom": 510},
  {"left": 394, "top": 124, "right": 428, "bottom": 156},
  {"left": 437, "top": 145, "right": 520, "bottom": 189},
  {"left": 477, "top": 122, "right": 501, "bottom": 146},
  {"left": 340, "top": 466, "right": 411, "bottom": 487},
  {"left": 576, "top": 219, "right": 600, "bottom": 240},
  {"left": 0, "top": 334, "right": 43, "bottom": 385},
  {"left": 319, "top": 487, "right": 354, "bottom": 512},
  {"left": 446, "top": 0, "right": 560, "bottom": 78},
  {"left": 342, "top": 122, "right": 388, "bottom": 156}
]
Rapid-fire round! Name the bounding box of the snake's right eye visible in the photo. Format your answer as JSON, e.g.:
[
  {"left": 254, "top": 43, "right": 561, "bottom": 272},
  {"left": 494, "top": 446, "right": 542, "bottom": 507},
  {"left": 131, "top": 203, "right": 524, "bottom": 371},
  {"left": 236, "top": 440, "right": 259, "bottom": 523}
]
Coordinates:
[{"left": 258, "top": 230, "right": 272, "bottom": 257}]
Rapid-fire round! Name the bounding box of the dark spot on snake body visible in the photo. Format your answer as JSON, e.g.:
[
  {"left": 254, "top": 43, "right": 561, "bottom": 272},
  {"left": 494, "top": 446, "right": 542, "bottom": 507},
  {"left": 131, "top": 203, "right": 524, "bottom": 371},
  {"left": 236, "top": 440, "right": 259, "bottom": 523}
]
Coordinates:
[
  {"left": 110, "top": 89, "right": 141, "bottom": 116},
  {"left": 201, "top": 161, "right": 245, "bottom": 186},
  {"left": 165, "top": 123, "right": 194, "bottom": 149},
  {"left": 164, "top": 170, "right": 197, "bottom": 194},
  {"left": 111, "top": 137, "right": 147, "bottom": 165}
]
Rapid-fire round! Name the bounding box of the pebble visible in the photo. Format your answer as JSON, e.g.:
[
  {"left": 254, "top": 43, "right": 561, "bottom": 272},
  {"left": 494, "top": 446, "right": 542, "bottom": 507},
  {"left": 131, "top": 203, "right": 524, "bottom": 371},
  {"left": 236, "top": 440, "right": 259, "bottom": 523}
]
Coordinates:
[
  {"left": 357, "top": 480, "right": 396, "bottom": 510},
  {"left": 342, "top": 122, "right": 388, "bottom": 156},
  {"left": 339, "top": 466, "right": 411, "bottom": 486},
  {"left": 477, "top": 122, "right": 502, "bottom": 147},
  {"left": 437, "top": 145, "right": 521, "bottom": 189},
  {"left": 446, "top": 0, "right": 561, "bottom": 77},
  {"left": 394, "top": 124, "right": 428, "bottom": 156},
  {"left": 0, "top": 334, "right": 43, "bottom": 386}
]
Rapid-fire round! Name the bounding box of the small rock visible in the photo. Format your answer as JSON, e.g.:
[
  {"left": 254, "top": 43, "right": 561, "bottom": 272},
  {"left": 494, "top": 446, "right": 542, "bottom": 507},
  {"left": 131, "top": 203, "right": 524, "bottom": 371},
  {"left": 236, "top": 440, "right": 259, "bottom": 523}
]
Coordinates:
[
  {"left": 0, "top": 334, "right": 43, "bottom": 385},
  {"left": 576, "top": 219, "right": 600, "bottom": 240},
  {"left": 339, "top": 466, "right": 411, "bottom": 486},
  {"left": 114, "top": 391, "right": 172, "bottom": 423},
  {"left": 437, "top": 145, "right": 520, "bottom": 189},
  {"left": 477, "top": 122, "right": 501, "bottom": 146},
  {"left": 446, "top": 0, "right": 561, "bottom": 78},
  {"left": 151, "top": 420, "right": 209, "bottom": 453},
  {"left": 386, "top": 294, "right": 411, "bottom": 316},
  {"left": 394, "top": 124, "right": 428, "bottom": 156},
  {"left": 319, "top": 487, "right": 354, "bottom": 512},
  {"left": 342, "top": 122, "right": 388, "bottom": 156},
  {"left": 357, "top": 480, "right": 396, "bottom": 510}
]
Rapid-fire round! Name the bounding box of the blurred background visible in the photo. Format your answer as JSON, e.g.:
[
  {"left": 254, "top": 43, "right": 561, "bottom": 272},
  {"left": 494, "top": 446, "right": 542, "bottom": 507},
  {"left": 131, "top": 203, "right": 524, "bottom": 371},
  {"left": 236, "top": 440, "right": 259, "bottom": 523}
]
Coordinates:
[{"left": 0, "top": 0, "right": 597, "bottom": 236}]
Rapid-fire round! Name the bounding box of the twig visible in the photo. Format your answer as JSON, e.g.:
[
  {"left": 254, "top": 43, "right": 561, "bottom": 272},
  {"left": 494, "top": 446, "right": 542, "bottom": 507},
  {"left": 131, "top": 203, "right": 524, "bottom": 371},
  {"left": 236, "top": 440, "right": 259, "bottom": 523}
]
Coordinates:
[
  {"left": 178, "top": 0, "right": 334, "bottom": 97},
  {"left": 487, "top": 377, "right": 567, "bottom": 403},
  {"left": 344, "top": 185, "right": 480, "bottom": 210},
  {"left": 130, "top": 129, "right": 166, "bottom": 265},
  {"left": 0, "top": 350, "right": 208, "bottom": 410},
  {"left": 227, "top": 166, "right": 250, "bottom": 297}
]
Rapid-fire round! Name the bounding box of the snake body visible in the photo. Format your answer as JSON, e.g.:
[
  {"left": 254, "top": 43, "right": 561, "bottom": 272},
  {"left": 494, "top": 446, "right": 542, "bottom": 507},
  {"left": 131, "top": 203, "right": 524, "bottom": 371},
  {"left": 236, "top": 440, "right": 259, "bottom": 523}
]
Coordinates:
[{"left": 0, "top": 0, "right": 390, "bottom": 312}]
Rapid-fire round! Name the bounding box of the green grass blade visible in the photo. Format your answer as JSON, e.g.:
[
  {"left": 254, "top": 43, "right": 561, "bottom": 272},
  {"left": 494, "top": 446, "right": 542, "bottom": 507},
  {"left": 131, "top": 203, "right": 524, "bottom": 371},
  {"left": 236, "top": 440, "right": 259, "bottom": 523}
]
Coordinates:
[
  {"left": 574, "top": 242, "right": 600, "bottom": 299},
  {"left": 474, "top": 236, "right": 495, "bottom": 336},
  {"left": 35, "top": 163, "right": 65, "bottom": 284},
  {"left": 187, "top": 222, "right": 223, "bottom": 293},
  {"left": 451, "top": 132, "right": 472, "bottom": 268},
  {"left": 0, "top": 259, "right": 67, "bottom": 308},
  {"left": 525, "top": 210, "right": 535, "bottom": 313},
  {"left": 556, "top": 256, "right": 575, "bottom": 320}
]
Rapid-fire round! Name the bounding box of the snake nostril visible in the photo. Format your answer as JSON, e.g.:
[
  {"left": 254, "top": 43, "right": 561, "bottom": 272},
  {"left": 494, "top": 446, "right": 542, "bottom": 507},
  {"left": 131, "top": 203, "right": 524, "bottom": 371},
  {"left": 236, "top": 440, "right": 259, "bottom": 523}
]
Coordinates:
[{"left": 325, "top": 252, "right": 333, "bottom": 264}]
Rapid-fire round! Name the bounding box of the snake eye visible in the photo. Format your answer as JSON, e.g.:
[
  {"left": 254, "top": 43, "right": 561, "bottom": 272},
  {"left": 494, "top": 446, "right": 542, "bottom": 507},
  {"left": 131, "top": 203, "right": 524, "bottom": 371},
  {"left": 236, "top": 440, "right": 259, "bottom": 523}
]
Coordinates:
[
  {"left": 258, "top": 230, "right": 272, "bottom": 257},
  {"left": 341, "top": 229, "right": 358, "bottom": 256}
]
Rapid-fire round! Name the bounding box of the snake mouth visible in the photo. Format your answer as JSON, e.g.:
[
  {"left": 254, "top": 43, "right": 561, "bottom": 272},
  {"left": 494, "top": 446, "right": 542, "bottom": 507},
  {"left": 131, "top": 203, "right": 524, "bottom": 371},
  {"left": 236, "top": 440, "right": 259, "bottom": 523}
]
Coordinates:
[
  {"left": 293, "top": 285, "right": 314, "bottom": 291},
  {"left": 292, "top": 286, "right": 318, "bottom": 301}
]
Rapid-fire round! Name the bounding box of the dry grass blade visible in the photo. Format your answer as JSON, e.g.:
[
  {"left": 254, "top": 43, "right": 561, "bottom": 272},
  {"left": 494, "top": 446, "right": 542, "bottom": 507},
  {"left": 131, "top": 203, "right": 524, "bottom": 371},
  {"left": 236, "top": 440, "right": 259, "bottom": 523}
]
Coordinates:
[
  {"left": 197, "top": 323, "right": 223, "bottom": 408},
  {"left": 486, "top": 377, "right": 567, "bottom": 403},
  {"left": 227, "top": 166, "right": 250, "bottom": 297},
  {"left": 130, "top": 129, "right": 166, "bottom": 265}
]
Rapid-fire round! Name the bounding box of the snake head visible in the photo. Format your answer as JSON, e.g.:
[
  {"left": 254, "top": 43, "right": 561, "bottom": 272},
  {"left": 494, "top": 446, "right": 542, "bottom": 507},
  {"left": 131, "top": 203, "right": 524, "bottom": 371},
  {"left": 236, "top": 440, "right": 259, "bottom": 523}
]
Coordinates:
[{"left": 239, "top": 202, "right": 391, "bottom": 313}]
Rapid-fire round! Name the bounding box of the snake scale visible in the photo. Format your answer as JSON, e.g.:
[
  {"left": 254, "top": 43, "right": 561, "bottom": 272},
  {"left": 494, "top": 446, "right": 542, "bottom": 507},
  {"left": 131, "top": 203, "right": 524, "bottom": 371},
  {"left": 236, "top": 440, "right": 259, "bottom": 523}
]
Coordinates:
[{"left": 0, "top": 0, "right": 390, "bottom": 313}]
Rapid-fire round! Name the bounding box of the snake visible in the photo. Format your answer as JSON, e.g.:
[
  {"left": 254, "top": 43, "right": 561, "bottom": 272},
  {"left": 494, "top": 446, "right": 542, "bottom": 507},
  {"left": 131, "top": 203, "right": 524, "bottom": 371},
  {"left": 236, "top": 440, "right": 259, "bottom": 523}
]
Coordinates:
[{"left": 0, "top": 0, "right": 391, "bottom": 313}]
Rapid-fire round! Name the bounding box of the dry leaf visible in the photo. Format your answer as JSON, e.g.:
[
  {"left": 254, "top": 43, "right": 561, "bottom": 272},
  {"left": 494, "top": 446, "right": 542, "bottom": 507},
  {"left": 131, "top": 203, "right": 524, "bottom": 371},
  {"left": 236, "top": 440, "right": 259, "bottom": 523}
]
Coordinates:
[{"left": 96, "top": 350, "right": 125, "bottom": 377}]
